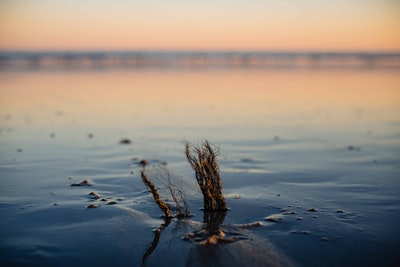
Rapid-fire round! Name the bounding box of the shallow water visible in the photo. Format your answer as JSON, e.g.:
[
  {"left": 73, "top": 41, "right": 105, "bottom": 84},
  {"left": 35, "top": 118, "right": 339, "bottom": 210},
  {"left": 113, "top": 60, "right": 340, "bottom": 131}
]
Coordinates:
[{"left": 0, "top": 66, "right": 400, "bottom": 266}]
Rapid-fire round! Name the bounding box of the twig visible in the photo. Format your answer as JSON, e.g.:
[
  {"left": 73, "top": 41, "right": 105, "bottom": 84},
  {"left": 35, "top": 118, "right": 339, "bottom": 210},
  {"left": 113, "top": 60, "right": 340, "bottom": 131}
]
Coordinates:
[{"left": 141, "top": 170, "right": 172, "bottom": 218}]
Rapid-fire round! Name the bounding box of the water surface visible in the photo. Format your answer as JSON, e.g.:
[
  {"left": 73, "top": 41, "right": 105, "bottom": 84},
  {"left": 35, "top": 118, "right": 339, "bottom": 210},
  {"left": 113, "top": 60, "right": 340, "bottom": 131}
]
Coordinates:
[{"left": 1, "top": 57, "right": 399, "bottom": 266}]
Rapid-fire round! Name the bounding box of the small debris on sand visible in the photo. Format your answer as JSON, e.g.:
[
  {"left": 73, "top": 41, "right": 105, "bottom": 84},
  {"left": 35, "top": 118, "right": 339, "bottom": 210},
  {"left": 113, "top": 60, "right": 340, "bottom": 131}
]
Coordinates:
[
  {"left": 119, "top": 138, "right": 131, "bottom": 145},
  {"left": 201, "top": 235, "right": 219, "bottom": 246},
  {"left": 88, "top": 192, "right": 100, "bottom": 199},
  {"left": 347, "top": 145, "right": 361, "bottom": 151},
  {"left": 87, "top": 133, "right": 94, "bottom": 139},
  {"left": 183, "top": 229, "right": 243, "bottom": 246},
  {"left": 17, "top": 148, "right": 23, "bottom": 153},
  {"left": 139, "top": 159, "right": 148, "bottom": 167},
  {"left": 265, "top": 214, "right": 284, "bottom": 222},
  {"left": 282, "top": 211, "right": 296, "bottom": 215},
  {"left": 70, "top": 179, "right": 93, "bottom": 186},
  {"left": 240, "top": 158, "right": 254, "bottom": 163}
]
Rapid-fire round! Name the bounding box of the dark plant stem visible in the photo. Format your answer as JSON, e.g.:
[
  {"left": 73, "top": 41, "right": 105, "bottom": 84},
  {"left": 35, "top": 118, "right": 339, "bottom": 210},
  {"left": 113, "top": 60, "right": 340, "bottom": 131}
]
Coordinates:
[{"left": 141, "top": 170, "right": 172, "bottom": 218}]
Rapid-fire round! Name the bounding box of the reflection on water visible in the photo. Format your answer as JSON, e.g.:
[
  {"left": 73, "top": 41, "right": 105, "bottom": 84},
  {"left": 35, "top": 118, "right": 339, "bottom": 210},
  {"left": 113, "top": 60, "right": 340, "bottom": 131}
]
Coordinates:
[
  {"left": 1, "top": 67, "right": 399, "bottom": 137},
  {"left": 143, "top": 208, "right": 293, "bottom": 267}
]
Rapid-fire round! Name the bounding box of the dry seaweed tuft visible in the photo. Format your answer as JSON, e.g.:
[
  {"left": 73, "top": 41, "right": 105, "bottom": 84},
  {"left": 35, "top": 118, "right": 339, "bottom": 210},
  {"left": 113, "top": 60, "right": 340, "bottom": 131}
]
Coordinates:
[{"left": 185, "top": 140, "right": 227, "bottom": 211}]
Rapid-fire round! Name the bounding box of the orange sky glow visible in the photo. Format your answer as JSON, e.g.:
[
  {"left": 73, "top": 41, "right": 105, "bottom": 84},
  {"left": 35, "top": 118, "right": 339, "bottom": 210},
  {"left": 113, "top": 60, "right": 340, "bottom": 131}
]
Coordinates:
[{"left": 0, "top": 0, "right": 399, "bottom": 51}]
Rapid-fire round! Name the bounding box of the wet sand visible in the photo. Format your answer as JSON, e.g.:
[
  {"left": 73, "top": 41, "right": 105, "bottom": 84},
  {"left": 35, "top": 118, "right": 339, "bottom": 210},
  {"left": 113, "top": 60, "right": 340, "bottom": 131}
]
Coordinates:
[{"left": 1, "top": 68, "right": 400, "bottom": 266}]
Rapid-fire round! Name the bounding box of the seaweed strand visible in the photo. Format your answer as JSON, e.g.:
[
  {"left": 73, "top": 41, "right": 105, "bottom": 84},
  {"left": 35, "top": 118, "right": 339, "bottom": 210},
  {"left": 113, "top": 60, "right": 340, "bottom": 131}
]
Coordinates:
[{"left": 141, "top": 170, "right": 172, "bottom": 218}]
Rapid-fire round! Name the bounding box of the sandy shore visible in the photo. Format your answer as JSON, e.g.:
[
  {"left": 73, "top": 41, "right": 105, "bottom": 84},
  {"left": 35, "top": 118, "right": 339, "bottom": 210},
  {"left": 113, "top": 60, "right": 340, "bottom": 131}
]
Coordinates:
[{"left": 1, "top": 68, "right": 399, "bottom": 266}]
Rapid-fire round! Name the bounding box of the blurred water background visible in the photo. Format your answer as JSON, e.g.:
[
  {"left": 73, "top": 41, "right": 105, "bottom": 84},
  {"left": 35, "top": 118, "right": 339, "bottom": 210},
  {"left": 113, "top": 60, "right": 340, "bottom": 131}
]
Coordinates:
[{"left": 0, "top": 51, "right": 399, "bottom": 266}]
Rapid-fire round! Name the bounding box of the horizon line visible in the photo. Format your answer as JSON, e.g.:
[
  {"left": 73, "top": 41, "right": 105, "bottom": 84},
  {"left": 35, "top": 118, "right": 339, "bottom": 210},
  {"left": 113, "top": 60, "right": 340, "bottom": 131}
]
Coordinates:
[{"left": 1, "top": 49, "right": 400, "bottom": 54}]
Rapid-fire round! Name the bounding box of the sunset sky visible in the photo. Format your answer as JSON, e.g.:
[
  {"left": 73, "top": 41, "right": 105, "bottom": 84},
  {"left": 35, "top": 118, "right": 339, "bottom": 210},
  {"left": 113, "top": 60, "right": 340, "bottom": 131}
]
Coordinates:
[{"left": 0, "top": 0, "right": 399, "bottom": 51}]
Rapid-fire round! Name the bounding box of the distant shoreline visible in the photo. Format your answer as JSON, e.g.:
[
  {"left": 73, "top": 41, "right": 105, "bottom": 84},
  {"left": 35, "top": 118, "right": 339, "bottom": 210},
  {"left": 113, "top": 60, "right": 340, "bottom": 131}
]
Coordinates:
[{"left": 1, "top": 51, "right": 400, "bottom": 71}]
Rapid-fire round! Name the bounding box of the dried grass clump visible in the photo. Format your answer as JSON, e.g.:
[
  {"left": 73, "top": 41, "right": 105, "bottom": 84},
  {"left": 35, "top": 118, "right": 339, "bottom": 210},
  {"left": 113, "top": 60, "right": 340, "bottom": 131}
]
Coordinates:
[{"left": 185, "top": 140, "right": 227, "bottom": 211}]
